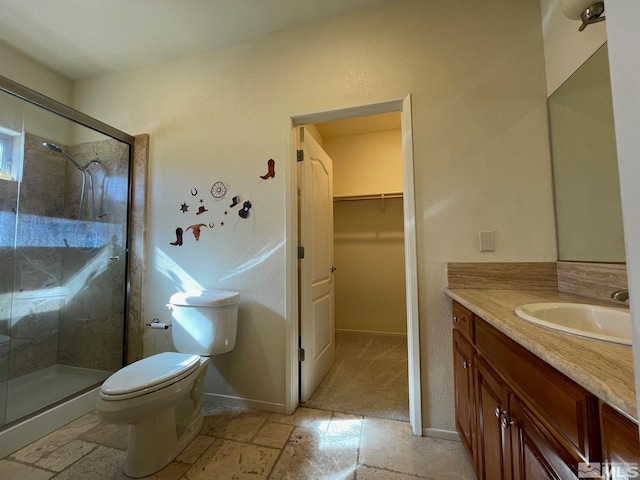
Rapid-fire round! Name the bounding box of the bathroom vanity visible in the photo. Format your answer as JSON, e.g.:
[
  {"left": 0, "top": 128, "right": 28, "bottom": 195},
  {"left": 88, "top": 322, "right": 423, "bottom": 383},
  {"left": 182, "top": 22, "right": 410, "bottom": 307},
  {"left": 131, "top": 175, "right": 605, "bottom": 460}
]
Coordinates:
[{"left": 447, "top": 289, "right": 640, "bottom": 480}]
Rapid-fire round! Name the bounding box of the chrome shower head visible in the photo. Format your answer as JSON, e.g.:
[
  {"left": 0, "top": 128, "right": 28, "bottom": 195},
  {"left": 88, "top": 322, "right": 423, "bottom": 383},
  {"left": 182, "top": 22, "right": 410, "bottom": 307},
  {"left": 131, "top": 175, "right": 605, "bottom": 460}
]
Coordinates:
[
  {"left": 42, "top": 142, "right": 63, "bottom": 154},
  {"left": 42, "top": 142, "right": 84, "bottom": 171}
]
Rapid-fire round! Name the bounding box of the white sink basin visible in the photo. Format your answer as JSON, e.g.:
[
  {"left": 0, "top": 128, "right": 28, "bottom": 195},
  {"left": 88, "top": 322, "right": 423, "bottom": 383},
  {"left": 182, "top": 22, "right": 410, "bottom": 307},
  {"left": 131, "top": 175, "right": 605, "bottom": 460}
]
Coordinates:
[{"left": 514, "top": 303, "right": 632, "bottom": 346}]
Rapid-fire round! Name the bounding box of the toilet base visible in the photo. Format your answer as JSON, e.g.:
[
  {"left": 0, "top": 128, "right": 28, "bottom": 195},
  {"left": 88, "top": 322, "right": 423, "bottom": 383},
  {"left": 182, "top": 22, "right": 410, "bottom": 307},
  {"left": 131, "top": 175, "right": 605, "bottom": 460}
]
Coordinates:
[{"left": 124, "top": 406, "right": 204, "bottom": 478}]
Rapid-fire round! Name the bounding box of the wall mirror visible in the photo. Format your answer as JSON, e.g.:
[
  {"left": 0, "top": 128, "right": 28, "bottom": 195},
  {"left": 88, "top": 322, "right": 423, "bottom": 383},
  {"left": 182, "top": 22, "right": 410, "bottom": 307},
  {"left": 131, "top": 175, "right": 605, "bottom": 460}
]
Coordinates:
[{"left": 549, "top": 43, "right": 625, "bottom": 263}]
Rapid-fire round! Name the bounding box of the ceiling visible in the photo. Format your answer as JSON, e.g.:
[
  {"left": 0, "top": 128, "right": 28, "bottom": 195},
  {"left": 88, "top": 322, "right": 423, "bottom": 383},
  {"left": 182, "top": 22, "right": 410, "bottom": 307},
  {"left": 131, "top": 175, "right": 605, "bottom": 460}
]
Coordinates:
[{"left": 0, "top": 0, "right": 396, "bottom": 80}]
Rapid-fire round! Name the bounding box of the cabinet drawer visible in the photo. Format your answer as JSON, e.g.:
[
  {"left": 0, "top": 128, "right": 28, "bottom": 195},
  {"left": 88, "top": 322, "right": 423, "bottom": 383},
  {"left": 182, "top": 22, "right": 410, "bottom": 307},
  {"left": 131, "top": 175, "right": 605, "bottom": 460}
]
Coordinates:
[
  {"left": 475, "top": 317, "right": 600, "bottom": 462},
  {"left": 452, "top": 301, "right": 474, "bottom": 341}
]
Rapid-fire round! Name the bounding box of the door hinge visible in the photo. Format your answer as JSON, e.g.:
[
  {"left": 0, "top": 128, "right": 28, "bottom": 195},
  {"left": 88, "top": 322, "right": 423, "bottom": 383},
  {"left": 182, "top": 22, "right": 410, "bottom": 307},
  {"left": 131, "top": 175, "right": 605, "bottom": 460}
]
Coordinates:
[
  {"left": 298, "top": 348, "right": 306, "bottom": 362},
  {"left": 298, "top": 246, "right": 305, "bottom": 259},
  {"left": 297, "top": 150, "right": 304, "bottom": 162}
]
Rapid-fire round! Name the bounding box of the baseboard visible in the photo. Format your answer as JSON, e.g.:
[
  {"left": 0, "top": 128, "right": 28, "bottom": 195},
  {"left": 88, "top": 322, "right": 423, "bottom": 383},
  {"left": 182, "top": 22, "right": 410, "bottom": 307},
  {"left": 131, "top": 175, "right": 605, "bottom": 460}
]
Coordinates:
[
  {"left": 422, "top": 427, "right": 460, "bottom": 442},
  {"left": 203, "top": 393, "right": 287, "bottom": 414}
]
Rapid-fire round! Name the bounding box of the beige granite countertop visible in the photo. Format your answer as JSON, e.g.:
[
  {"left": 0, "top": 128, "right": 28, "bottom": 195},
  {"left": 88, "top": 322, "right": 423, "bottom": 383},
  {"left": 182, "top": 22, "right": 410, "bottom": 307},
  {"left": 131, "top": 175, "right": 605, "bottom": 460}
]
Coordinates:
[{"left": 445, "top": 288, "right": 638, "bottom": 422}]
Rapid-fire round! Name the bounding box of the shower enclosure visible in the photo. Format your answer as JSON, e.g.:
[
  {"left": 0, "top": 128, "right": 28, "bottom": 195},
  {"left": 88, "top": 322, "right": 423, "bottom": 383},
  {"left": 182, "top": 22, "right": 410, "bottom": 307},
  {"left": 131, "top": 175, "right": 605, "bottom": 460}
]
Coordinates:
[{"left": 0, "top": 77, "right": 134, "bottom": 434}]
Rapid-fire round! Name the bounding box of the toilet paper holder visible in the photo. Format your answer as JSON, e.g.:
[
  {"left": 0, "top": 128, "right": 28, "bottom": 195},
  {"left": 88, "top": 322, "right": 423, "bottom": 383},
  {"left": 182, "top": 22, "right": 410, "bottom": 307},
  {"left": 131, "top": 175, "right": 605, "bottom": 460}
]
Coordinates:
[{"left": 146, "top": 318, "right": 171, "bottom": 330}]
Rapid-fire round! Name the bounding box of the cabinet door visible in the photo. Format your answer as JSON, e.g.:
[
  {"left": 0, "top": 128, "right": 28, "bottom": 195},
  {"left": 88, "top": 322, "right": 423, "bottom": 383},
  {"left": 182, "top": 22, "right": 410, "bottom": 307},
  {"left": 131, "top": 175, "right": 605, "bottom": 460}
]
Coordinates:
[
  {"left": 601, "top": 402, "right": 640, "bottom": 480},
  {"left": 476, "top": 356, "right": 511, "bottom": 480},
  {"left": 453, "top": 329, "right": 476, "bottom": 470},
  {"left": 510, "top": 394, "right": 579, "bottom": 480}
]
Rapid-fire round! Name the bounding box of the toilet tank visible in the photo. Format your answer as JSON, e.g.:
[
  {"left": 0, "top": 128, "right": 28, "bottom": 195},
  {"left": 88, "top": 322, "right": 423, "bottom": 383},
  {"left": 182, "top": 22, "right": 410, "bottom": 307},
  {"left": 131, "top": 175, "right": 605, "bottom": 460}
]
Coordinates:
[{"left": 167, "top": 290, "right": 239, "bottom": 356}]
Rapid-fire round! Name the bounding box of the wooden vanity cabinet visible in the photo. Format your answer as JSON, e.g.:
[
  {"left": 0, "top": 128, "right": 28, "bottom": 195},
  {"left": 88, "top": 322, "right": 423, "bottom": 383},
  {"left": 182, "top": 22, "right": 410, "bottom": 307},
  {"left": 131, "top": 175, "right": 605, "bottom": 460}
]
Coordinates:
[{"left": 451, "top": 301, "right": 602, "bottom": 480}]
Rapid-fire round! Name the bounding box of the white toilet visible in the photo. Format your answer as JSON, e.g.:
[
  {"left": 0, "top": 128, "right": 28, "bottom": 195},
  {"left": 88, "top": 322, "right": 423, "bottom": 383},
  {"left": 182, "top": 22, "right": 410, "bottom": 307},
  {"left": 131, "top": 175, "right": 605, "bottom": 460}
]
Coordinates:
[{"left": 96, "top": 290, "right": 239, "bottom": 478}]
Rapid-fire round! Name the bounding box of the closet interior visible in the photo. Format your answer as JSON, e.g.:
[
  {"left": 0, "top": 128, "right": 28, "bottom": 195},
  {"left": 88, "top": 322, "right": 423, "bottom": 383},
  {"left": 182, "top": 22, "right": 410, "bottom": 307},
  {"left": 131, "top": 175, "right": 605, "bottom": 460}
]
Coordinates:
[{"left": 304, "top": 112, "right": 410, "bottom": 421}]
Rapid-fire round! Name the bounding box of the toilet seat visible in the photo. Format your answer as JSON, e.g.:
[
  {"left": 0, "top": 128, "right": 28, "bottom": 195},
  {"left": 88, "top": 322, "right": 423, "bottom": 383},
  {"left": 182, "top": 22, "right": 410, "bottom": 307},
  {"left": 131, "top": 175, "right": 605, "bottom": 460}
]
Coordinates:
[{"left": 100, "top": 352, "right": 201, "bottom": 401}]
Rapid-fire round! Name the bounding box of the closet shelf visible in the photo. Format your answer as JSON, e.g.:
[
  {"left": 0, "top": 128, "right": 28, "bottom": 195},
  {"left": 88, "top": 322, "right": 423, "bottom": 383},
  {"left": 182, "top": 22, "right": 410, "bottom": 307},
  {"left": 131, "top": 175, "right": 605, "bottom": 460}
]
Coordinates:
[{"left": 333, "top": 192, "right": 403, "bottom": 202}]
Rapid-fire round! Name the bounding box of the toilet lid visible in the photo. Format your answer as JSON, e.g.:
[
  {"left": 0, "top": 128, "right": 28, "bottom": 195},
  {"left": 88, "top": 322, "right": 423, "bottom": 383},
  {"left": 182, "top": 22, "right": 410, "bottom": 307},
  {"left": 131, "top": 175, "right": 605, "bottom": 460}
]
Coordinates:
[{"left": 100, "top": 352, "right": 201, "bottom": 399}]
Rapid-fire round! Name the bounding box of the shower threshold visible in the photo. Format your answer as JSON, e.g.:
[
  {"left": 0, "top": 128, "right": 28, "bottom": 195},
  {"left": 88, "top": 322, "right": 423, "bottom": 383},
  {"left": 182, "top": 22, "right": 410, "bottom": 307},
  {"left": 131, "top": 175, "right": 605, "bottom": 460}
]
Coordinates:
[{"left": 3, "top": 364, "right": 112, "bottom": 424}]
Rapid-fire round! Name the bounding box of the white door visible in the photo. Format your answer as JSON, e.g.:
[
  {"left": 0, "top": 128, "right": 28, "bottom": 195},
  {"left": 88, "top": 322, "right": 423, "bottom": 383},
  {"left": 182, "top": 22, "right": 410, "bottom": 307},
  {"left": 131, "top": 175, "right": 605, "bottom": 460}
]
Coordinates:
[{"left": 299, "top": 127, "right": 335, "bottom": 402}]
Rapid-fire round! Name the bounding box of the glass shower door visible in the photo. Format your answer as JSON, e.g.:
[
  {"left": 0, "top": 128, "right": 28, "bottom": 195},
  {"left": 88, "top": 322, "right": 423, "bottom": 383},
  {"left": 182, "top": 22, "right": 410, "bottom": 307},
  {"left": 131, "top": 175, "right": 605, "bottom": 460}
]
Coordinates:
[
  {"left": 0, "top": 89, "right": 24, "bottom": 426},
  {"left": 0, "top": 93, "right": 131, "bottom": 427}
]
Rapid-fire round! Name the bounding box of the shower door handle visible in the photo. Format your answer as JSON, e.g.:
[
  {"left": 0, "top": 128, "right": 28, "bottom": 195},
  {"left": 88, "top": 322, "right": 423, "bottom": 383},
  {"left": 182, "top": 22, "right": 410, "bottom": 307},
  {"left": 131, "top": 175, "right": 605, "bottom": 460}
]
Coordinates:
[{"left": 110, "top": 256, "right": 120, "bottom": 261}]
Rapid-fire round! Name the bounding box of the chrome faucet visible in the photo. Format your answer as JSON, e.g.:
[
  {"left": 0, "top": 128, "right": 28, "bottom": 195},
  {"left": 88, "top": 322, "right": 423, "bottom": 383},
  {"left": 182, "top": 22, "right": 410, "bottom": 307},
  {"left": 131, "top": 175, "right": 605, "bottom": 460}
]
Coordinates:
[{"left": 611, "top": 289, "right": 630, "bottom": 303}]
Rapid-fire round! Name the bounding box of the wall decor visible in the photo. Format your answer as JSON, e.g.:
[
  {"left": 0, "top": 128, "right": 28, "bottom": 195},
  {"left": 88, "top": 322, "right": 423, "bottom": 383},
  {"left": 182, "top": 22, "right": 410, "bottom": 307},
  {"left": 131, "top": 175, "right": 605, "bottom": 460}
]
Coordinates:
[
  {"left": 169, "top": 159, "right": 276, "bottom": 245},
  {"left": 186, "top": 223, "right": 207, "bottom": 240},
  {"left": 170, "top": 227, "right": 184, "bottom": 246},
  {"left": 260, "top": 158, "right": 276, "bottom": 180},
  {"left": 239, "top": 201, "right": 252, "bottom": 219},
  {"left": 211, "top": 181, "right": 227, "bottom": 198}
]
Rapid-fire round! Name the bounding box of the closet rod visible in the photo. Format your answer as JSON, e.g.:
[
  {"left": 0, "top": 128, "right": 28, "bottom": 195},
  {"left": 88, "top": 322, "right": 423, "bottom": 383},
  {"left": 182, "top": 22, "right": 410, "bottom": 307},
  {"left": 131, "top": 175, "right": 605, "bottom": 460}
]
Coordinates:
[{"left": 333, "top": 192, "right": 403, "bottom": 202}]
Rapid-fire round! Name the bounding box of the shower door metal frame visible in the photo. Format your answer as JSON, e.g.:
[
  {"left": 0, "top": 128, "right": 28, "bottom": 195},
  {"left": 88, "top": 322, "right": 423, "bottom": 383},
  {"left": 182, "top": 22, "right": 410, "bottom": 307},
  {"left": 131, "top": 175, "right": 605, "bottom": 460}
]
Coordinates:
[{"left": 0, "top": 73, "right": 136, "bottom": 367}]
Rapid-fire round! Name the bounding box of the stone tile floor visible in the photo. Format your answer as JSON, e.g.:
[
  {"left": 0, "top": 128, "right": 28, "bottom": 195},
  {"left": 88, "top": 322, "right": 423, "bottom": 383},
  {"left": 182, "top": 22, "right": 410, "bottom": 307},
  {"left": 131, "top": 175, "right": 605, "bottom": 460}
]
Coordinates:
[
  {"left": 305, "top": 332, "right": 410, "bottom": 422},
  {"left": 0, "top": 405, "right": 474, "bottom": 479}
]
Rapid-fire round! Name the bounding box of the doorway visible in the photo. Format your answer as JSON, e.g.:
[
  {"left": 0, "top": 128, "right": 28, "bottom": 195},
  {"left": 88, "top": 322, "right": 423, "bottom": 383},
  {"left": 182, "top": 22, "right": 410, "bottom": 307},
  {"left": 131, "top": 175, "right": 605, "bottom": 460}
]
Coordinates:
[{"left": 287, "top": 96, "right": 422, "bottom": 435}]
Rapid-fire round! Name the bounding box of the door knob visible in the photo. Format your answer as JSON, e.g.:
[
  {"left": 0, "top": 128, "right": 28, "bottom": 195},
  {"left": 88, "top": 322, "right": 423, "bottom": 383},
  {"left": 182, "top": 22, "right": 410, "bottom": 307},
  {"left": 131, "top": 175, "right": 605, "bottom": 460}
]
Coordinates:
[{"left": 330, "top": 266, "right": 337, "bottom": 273}]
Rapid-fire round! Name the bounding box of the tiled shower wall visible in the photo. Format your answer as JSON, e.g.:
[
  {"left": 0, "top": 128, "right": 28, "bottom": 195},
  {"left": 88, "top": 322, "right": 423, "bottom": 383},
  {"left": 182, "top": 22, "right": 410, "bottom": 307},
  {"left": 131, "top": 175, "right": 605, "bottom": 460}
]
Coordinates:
[
  {"left": 57, "top": 138, "right": 130, "bottom": 372},
  {"left": 2, "top": 133, "right": 130, "bottom": 380}
]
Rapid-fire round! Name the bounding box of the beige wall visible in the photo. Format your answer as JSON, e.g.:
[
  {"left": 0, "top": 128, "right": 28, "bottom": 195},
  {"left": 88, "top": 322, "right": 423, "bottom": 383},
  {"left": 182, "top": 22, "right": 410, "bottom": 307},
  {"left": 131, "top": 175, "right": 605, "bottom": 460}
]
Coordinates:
[
  {"left": 0, "top": 40, "right": 75, "bottom": 145},
  {"left": 323, "top": 129, "right": 406, "bottom": 334},
  {"left": 327, "top": 130, "right": 403, "bottom": 198},
  {"left": 0, "top": 40, "right": 73, "bottom": 105},
  {"left": 66, "top": 0, "right": 554, "bottom": 431},
  {"left": 333, "top": 198, "right": 406, "bottom": 334}
]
